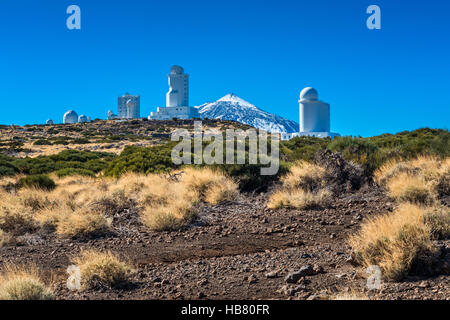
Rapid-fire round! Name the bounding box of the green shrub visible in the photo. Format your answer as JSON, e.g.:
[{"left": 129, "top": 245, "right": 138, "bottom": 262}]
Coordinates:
[
  {"left": 55, "top": 168, "right": 96, "bottom": 178},
  {"left": 104, "top": 144, "right": 177, "bottom": 177},
  {"left": 32, "top": 139, "right": 52, "bottom": 146},
  {"left": 9, "top": 150, "right": 114, "bottom": 175},
  {"left": 17, "top": 175, "right": 56, "bottom": 191}
]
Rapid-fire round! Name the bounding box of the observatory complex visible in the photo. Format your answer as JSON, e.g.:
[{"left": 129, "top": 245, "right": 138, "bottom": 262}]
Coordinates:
[
  {"left": 281, "top": 87, "right": 340, "bottom": 140},
  {"left": 149, "top": 66, "right": 200, "bottom": 120},
  {"left": 62, "top": 110, "right": 91, "bottom": 124}
]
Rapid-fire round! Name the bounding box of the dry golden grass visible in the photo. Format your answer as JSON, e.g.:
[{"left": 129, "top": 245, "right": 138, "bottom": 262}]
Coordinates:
[
  {"left": 0, "top": 168, "right": 239, "bottom": 236},
  {"left": 423, "top": 206, "right": 450, "bottom": 240},
  {"left": 349, "top": 203, "right": 439, "bottom": 281},
  {"left": 281, "top": 161, "right": 327, "bottom": 191},
  {"left": 267, "top": 189, "right": 332, "bottom": 210},
  {"left": 140, "top": 182, "right": 198, "bottom": 231},
  {"left": 376, "top": 156, "right": 450, "bottom": 205},
  {"left": 268, "top": 161, "right": 331, "bottom": 210},
  {"left": 0, "top": 229, "right": 13, "bottom": 247},
  {"left": 332, "top": 291, "right": 369, "bottom": 300},
  {"left": 0, "top": 265, "right": 54, "bottom": 300},
  {"left": 375, "top": 156, "right": 441, "bottom": 186},
  {"left": 179, "top": 167, "right": 239, "bottom": 204},
  {"left": 386, "top": 172, "right": 435, "bottom": 205},
  {"left": 0, "top": 197, "right": 35, "bottom": 235},
  {"left": 71, "top": 250, "right": 133, "bottom": 290},
  {"left": 55, "top": 208, "right": 111, "bottom": 239},
  {"left": 138, "top": 168, "right": 238, "bottom": 231}
]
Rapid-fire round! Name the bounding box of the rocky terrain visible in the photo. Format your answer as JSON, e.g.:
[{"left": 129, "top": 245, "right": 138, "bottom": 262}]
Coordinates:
[
  {"left": 1, "top": 179, "right": 448, "bottom": 300},
  {"left": 0, "top": 122, "right": 448, "bottom": 300}
]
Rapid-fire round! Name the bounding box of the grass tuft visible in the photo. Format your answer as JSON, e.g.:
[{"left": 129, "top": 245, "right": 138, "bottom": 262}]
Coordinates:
[
  {"left": 71, "top": 250, "right": 133, "bottom": 290},
  {"left": 0, "top": 265, "right": 53, "bottom": 300},
  {"left": 349, "top": 203, "right": 440, "bottom": 281}
]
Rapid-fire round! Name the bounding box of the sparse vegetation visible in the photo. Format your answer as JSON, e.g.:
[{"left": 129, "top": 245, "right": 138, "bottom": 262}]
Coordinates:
[
  {"left": 0, "top": 265, "right": 53, "bottom": 300},
  {"left": 0, "top": 122, "right": 448, "bottom": 299},
  {"left": 17, "top": 174, "right": 56, "bottom": 191},
  {"left": 375, "top": 156, "right": 449, "bottom": 204},
  {"left": 268, "top": 189, "right": 332, "bottom": 210},
  {"left": 71, "top": 250, "right": 133, "bottom": 290},
  {"left": 138, "top": 168, "right": 238, "bottom": 231},
  {"left": 349, "top": 203, "right": 444, "bottom": 281},
  {"left": 386, "top": 173, "right": 435, "bottom": 205},
  {"left": 268, "top": 161, "right": 331, "bottom": 210}
]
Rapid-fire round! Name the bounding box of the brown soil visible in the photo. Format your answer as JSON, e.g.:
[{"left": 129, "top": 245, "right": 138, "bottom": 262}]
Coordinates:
[{"left": 1, "top": 187, "right": 448, "bottom": 300}]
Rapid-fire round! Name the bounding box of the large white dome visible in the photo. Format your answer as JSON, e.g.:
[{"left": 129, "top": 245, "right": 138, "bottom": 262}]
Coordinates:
[
  {"left": 299, "top": 87, "right": 319, "bottom": 101},
  {"left": 63, "top": 110, "right": 78, "bottom": 124}
]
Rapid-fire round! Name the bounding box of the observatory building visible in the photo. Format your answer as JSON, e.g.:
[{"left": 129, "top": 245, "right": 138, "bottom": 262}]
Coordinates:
[
  {"left": 46, "top": 119, "right": 54, "bottom": 125},
  {"left": 107, "top": 110, "right": 118, "bottom": 120},
  {"left": 118, "top": 93, "right": 140, "bottom": 119},
  {"left": 78, "top": 115, "right": 89, "bottom": 123},
  {"left": 63, "top": 110, "right": 78, "bottom": 124},
  {"left": 149, "top": 66, "right": 200, "bottom": 120},
  {"left": 281, "top": 87, "right": 340, "bottom": 140}
]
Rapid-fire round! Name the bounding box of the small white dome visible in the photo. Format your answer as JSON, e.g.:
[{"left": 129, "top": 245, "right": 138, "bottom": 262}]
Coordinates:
[
  {"left": 126, "top": 99, "right": 135, "bottom": 107},
  {"left": 299, "top": 87, "right": 319, "bottom": 101},
  {"left": 78, "top": 115, "right": 88, "bottom": 123},
  {"left": 170, "top": 65, "right": 184, "bottom": 75}
]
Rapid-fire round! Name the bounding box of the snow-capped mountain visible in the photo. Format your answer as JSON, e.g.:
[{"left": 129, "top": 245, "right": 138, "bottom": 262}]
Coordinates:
[{"left": 196, "top": 94, "right": 299, "bottom": 133}]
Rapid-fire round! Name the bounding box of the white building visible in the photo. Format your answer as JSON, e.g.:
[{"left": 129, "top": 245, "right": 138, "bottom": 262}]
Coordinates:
[
  {"left": 63, "top": 110, "right": 78, "bottom": 124},
  {"left": 282, "top": 87, "right": 340, "bottom": 140},
  {"left": 126, "top": 99, "right": 140, "bottom": 119},
  {"left": 46, "top": 119, "right": 54, "bottom": 125},
  {"left": 78, "top": 115, "right": 89, "bottom": 123},
  {"left": 149, "top": 66, "right": 200, "bottom": 120},
  {"left": 118, "top": 93, "right": 140, "bottom": 119},
  {"left": 107, "top": 110, "right": 118, "bottom": 120}
]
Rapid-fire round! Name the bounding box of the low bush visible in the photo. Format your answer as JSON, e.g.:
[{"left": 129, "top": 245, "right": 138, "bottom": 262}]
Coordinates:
[
  {"left": 386, "top": 173, "right": 435, "bottom": 205},
  {"left": 179, "top": 167, "right": 239, "bottom": 205},
  {"left": 0, "top": 265, "right": 53, "bottom": 300},
  {"left": 32, "top": 139, "right": 52, "bottom": 146},
  {"left": 268, "top": 161, "right": 331, "bottom": 210},
  {"left": 54, "top": 168, "right": 96, "bottom": 178},
  {"left": 54, "top": 208, "right": 111, "bottom": 239},
  {"left": 17, "top": 174, "right": 56, "bottom": 191},
  {"left": 71, "top": 250, "right": 133, "bottom": 290},
  {"left": 267, "top": 189, "right": 332, "bottom": 210},
  {"left": 349, "top": 203, "right": 440, "bottom": 281},
  {"left": 0, "top": 199, "right": 35, "bottom": 235}
]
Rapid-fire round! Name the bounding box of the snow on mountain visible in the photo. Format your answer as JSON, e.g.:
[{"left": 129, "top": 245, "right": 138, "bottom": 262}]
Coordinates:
[{"left": 196, "top": 94, "right": 299, "bottom": 133}]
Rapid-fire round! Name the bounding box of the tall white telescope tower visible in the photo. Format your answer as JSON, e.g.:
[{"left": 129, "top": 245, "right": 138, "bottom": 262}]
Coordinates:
[{"left": 299, "top": 87, "right": 330, "bottom": 133}]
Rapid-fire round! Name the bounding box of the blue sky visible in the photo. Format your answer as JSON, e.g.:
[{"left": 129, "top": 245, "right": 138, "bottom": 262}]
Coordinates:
[{"left": 0, "top": 0, "right": 449, "bottom": 137}]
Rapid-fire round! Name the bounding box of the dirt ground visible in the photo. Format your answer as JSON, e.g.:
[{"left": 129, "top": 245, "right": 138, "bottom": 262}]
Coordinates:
[{"left": 1, "top": 187, "right": 448, "bottom": 300}]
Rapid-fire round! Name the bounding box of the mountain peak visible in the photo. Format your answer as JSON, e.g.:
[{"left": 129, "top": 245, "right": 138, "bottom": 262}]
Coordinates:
[
  {"left": 217, "top": 93, "right": 254, "bottom": 107},
  {"left": 196, "top": 95, "right": 299, "bottom": 133}
]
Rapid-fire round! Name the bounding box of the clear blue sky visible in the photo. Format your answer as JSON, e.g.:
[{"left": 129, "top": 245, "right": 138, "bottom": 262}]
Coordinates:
[{"left": 0, "top": 0, "right": 449, "bottom": 137}]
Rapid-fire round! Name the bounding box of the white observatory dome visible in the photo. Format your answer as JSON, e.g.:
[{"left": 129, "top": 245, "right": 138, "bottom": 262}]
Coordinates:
[
  {"left": 299, "top": 87, "right": 319, "bottom": 101},
  {"left": 63, "top": 110, "right": 78, "bottom": 124},
  {"left": 78, "top": 115, "right": 88, "bottom": 123},
  {"left": 46, "top": 119, "right": 54, "bottom": 125},
  {"left": 170, "top": 65, "right": 184, "bottom": 75}
]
